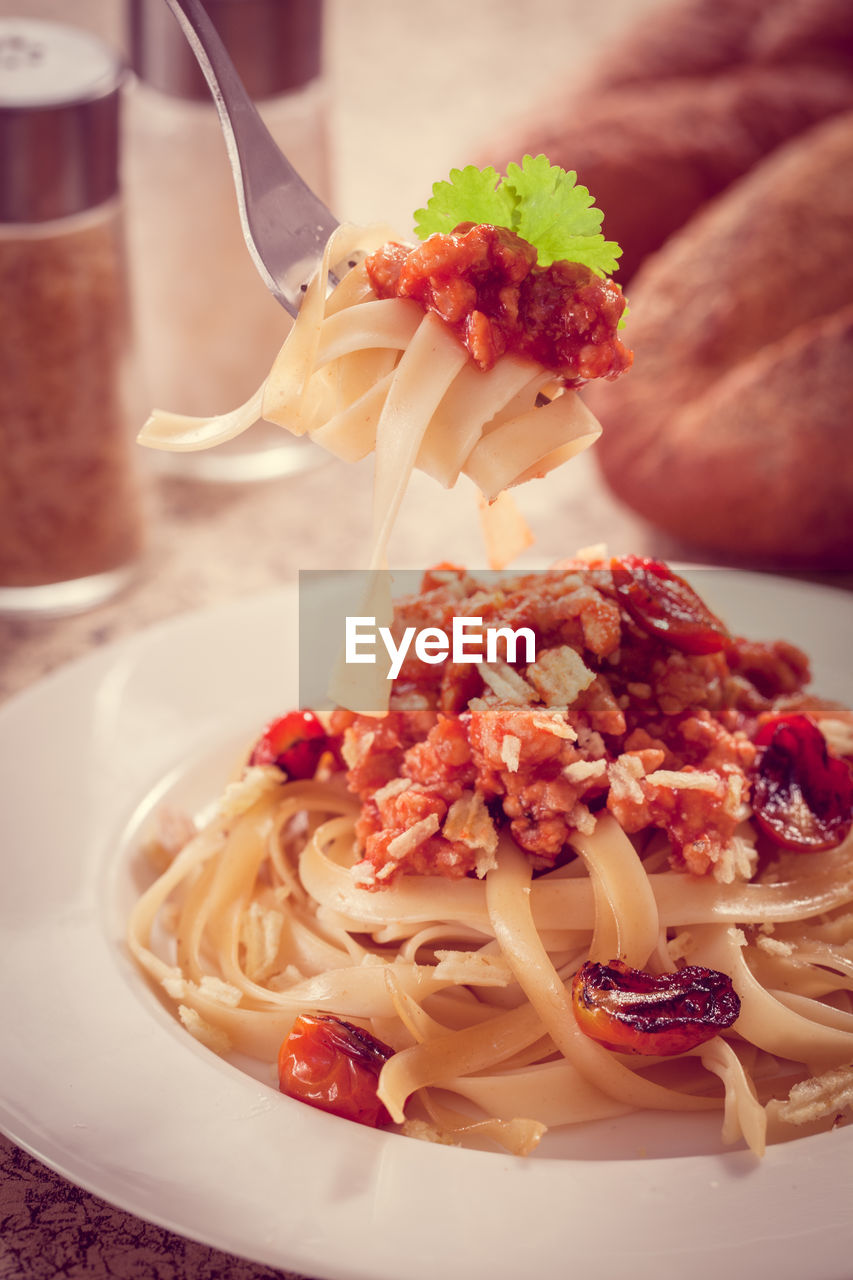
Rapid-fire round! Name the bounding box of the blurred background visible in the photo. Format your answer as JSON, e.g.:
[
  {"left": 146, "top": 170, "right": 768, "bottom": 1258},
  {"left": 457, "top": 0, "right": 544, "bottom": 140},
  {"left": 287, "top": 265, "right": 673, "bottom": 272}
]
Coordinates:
[
  {"left": 1, "top": 0, "right": 851, "bottom": 644},
  {"left": 0, "top": 2, "right": 852, "bottom": 1276}
]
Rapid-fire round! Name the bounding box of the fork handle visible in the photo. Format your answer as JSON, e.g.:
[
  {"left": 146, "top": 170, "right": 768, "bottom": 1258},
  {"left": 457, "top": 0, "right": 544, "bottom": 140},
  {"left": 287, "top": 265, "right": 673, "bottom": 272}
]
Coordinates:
[{"left": 162, "top": 0, "right": 337, "bottom": 315}]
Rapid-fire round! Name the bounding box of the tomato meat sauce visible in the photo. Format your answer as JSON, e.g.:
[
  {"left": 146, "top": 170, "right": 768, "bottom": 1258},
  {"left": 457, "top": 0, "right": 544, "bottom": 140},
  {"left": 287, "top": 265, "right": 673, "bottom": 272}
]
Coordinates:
[
  {"left": 312, "top": 556, "right": 852, "bottom": 888},
  {"left": 365, "top": 223, "right": 632, "bottom": 386}
]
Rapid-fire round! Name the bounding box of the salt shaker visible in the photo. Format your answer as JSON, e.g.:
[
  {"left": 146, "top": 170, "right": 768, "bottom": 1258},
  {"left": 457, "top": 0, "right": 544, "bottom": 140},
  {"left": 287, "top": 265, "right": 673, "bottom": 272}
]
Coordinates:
[
  {"left": 0, "top": 18, "right": 145, "bottom": 615},
  {"left": 124, "top": 0, "right": 331, "bottom": 483}
]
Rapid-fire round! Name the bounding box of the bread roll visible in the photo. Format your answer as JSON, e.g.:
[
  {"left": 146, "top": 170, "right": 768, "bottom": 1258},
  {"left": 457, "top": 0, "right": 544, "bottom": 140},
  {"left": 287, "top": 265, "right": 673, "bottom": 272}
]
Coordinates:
[
  {"left": 750, "top": 0, "right": 853, "bottom": 72},
  {"left": 484, "top": 66, "right": 853, "bottom": 282},
  {"left": 578, "top": 0, "right": 852, "bottom": 90},
  {"left": 585, "top": 112, "right": 853, "bottom": 567},
  {"left": 577, "top": 0, "right": 768, "bottom": 89},
  {"left": 481, "top": 0, "right": 853, "bottom": 281}
]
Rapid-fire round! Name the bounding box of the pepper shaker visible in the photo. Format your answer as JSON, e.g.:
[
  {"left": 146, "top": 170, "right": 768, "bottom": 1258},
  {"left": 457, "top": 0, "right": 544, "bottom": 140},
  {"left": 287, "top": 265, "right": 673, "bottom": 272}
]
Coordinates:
[
  {"left": 0, "top": 17, "right": 145, "bottom": 614},
  {"left": 124, "top": 0, "right": 331, "bottom": 483}
]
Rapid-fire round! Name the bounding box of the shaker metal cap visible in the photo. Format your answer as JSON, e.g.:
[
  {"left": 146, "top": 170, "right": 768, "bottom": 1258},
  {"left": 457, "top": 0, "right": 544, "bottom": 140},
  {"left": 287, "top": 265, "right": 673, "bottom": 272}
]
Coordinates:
[
  {"left": 0, "top": 18, "right": 124, "bottom": 223},
  {"left": 129, "top": 0, "right": 324, "bottom": 102}
]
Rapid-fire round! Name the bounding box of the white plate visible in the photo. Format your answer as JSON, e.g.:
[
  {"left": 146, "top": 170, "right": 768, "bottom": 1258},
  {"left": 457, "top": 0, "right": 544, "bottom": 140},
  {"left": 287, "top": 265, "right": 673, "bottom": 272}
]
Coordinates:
[{"left": 1, "top": 572, "right": 852, "bottom": 1280}]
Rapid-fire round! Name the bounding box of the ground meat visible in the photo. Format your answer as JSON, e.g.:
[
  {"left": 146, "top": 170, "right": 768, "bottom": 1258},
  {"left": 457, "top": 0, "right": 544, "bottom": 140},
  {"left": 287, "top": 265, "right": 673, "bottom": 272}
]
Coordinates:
[
  {"left": 326, "top": 559, "right": 812, "bottom": 885},
  {"left": 726, "top": 637, "right": 812, "bottom": 702},
  {"left": 365, "top": 223, "right": 632, "bottom": 386}
]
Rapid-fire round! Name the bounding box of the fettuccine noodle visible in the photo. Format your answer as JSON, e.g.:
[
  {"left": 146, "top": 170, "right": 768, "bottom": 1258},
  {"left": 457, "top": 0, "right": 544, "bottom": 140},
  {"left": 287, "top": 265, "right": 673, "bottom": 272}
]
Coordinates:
[
  {"left": 137, "top": 225, "right": 602, "bottom": 570},
  {"left": 128, "top": 751, "right": 853, "bottom": 1157}
]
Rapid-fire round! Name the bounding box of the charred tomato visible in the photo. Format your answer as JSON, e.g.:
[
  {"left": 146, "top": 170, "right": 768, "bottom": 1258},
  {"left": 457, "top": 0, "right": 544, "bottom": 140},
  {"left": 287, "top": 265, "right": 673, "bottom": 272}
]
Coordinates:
[
  {"left": 249, "top": 711, "right": 330, "bottom": 780},
  {"left": 572, "top": 958, "right": 740, "bottom": 1056},
  {"left": 278, "top": 1013, "right": 394, "bottom": 1128},
  {"left": 611, "top": 556, "right": 729, "bottom": 655},
  {"left": 751, "top": 712, "right": 853, "bottom": 851}
]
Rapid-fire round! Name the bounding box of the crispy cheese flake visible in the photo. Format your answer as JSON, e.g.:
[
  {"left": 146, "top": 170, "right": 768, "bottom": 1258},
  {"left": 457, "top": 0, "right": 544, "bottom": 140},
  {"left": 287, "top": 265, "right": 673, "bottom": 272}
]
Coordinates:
[
  {"left": 645, "top": 769, "right": 722, "bottom": 793},
  {"left": 443, "top": 789, "right": 499, "bottom": 877},
  {"left": 528, "top": 708, "right": 578, "bottom": 740},
  {"left": 372, "top": 776, "right": 413, "bottom": 806},
  {"left": 576, "top": 724, "right": 607, "bottom": 759},
  {"left": 526, "top": 644, "right": 595, "bottom": 706},
  {"left": 480, "top": 660, "right": 536, "bottom": 704},
  {"left": 352, "top": 858, "right": 377, "bottom": 887},
  {"left": 161, "top": 969, "right": 189, "bottom": 1001},
  {"left": 569, "top": 801, "right": 597, "bottom": 835},
  {"left": 218, "top": 766, "right": 280, "bottom": 820},
  {"left": 756, "top": 933, "right": 795, "bottom": 957},
  {"left": 777, "top": 1065, "right": 853, "bottom": 1125},
  {"left": 240, "top": 902, "right": 284, "bottom": 982},
  {"left": 712, "top": 832, "right": 758, "bottom": 885},
  {"left": 563, "top": 758, "right": 607, "bottom": 785},
  {"left": 607, "top": 754, "right": 646, "bottom": 804},
  {"left": 501, "top": 733, "right": 522, "bottom": 773},
  {"left": 723, "top": 770, "right": 749, "bottom": 818},
  {"left": 199, "top": 975, "right": 243, "bottom": 1007},
  {"left": 178, "top": 1005, "right": 232, "bottom": 1055},
  {"left": 387, "top": 812, "right": 441, "bottom": 860},
  {"left": 342, "top": 727, "right": 375, "bottom": 770}
]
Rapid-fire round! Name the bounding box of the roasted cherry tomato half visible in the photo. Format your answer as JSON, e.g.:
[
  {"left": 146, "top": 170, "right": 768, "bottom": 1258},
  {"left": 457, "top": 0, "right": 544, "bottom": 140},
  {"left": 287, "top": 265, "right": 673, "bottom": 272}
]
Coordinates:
[
  {"left": 572, "top": 959, "right": 740, "bottom": 1056},
  {"left": 249, "top": 711, "right": 329, "bottom": 780},
  {"left": 751, "top": 712, "right": 853, "bottom": 851},
  {"left": 278, "top": 1013, "right": 394, "bottom": 1127},
  {"left": 610, "top": 556, "right": 730, "bottom": 655}
]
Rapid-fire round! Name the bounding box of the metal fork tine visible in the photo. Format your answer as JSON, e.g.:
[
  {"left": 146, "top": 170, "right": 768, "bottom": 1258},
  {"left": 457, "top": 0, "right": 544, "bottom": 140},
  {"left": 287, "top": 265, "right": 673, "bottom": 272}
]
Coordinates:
[{"left": 163, "top": 0, "right": 340, "bottom": 317}]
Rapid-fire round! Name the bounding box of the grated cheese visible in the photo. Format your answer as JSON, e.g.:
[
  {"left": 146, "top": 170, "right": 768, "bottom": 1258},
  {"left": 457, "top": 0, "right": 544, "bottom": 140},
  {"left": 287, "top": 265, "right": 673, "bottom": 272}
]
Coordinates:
[
  {"left": 777, "top": 1065, "right": 853, "bottom": 1125},
  {"left": 756, "top": 934, "right": 795, "bottom": 957},
  {"left": 480, "top": 661, "right": 536, "bottom": 704},
  {"left": 372, "top": 776, "right": 413, "bottom": 806},
  {"left": 444, "top": 790, "right": 499, "bottom": 877},
  {"left": 712, "top": 832, "right": 758, "bottom": 884},
  {"left": 387, "top": 812, "right": 441, "bottom": 860},
  {"left": 563, "top": 758, "right": 607, "bottom": 785},
  {"left": 342, "top": 727, "right": 375, "bottom": 769},
  {"left": 575, "top": 724, "right": 607, "bottom": 759},
  {"left": 644, "top": 769, "right": 721, "bottom": 792},
  {"left": 500, "top": 734, "right": 521, "bottom": 773},
  {"left": 607, "top": 754, "right": 646, "bottom": 804},
  {"left": 178, "top": 1005, "right": 232, "bottom": 1055},
  {"left": 239, "top": 902, "right": 284, "bottom": 982},
  {"left": 569, "top": 802, "right": 597, "bottom": 835},
  {"left": 528, "top": 709, "right": 578, "bottom": 740},
  {"left": 199, "top": 975, "right": 243, "bottom": 1007},
  {"left": 526, "top": 645, "right": 595, "bottom": 706},
  {"left": 217, "top": 766, "right": 280, "bottom": 820}
]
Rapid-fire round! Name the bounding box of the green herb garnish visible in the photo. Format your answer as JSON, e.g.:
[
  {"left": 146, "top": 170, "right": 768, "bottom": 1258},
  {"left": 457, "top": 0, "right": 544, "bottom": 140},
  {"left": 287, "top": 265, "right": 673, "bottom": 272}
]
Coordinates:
[{"left": 414, "top": 154, "right": 622, "bottom": 276}]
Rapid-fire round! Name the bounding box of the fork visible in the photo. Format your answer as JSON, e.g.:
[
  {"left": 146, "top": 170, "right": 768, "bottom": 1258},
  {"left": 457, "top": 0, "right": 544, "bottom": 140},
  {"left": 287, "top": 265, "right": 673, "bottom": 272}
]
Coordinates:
[{"left": 163, "top": 0, "right": 340, "bottom": 317}]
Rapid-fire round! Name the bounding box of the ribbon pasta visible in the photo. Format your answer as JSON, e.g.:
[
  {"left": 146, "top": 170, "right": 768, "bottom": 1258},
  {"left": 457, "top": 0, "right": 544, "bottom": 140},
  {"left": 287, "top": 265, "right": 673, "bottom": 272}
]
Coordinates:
[
  {"left": 137, "top": 225, "right": 602, "bottom": 570},
  {"left": 128, "top": 764, "right": 853, "bottom": 1157}
]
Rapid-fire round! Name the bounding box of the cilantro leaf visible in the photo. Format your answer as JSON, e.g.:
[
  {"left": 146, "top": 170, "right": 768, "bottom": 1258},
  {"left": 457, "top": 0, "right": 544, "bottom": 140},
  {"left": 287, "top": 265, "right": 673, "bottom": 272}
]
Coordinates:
[
  {"left": 413, "top": 154, "right": 622, "bottom": 276},
  {"left": 414, "top": 165, "right": 516, "bottom": 238},
  {"left": 504, "top": 155, "right": 621, "bottom": 273}
]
